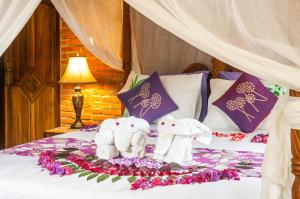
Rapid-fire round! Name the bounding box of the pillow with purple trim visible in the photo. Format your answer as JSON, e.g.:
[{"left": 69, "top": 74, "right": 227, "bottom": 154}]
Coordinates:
[
  {"left": 118, "top": 71, "right": 178, "bottom": 123},
  {"left": 212, "top": 73, "right": 278, "bottom": 132}
]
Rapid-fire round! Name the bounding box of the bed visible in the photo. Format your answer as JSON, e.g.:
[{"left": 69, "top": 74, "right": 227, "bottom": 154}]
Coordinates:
[
  {"left": 0, "top": 60, "right": 287, "bottom": 199},
  {"left": 0, "top": 127, "right": 265, "bottom": 199}
]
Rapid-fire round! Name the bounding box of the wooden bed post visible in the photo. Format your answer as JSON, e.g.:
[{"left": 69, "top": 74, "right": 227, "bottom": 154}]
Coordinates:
[
  {"left": 122, "top": 2, "right": 132, "bottom": 81},
  {"left": 121, "top": 2, "right": 132, "bottom": 114},
  {"left": 291, "top": 90, "right": 300, "bottom": 199}
]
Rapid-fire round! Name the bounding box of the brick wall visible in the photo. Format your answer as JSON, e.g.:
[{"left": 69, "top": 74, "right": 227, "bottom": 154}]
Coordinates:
[{"left": 60, "top": 19, "right": 124, "bottom": 126}]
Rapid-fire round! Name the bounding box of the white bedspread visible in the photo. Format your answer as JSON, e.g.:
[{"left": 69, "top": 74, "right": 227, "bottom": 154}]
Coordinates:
[{"left": 0, "top": 129, "right": 265, "bottom": 199}]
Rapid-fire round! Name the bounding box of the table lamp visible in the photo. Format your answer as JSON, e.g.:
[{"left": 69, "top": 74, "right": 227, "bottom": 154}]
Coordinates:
[{"left": 59, "top": 56, "right": 96, "bottom": 129}]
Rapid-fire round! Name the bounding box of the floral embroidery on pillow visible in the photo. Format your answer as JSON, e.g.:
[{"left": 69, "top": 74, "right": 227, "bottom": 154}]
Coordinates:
[
  {"left": 133, "top": 92, "right": 162, "bottom": 117},
  {"left": 226, "top": 97, "right": 254, "bottom": 122},
  {"left": 226, "top": 81, "right": 269, "bottom": 122},
  {"left": 128, "top": 83, "right": 150, "bottom": 104}
]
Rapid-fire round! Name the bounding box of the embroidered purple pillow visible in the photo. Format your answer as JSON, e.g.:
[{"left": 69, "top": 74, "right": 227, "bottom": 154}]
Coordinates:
[
  {"left": 118, "top": 71, "right": 178, "bottom": 122},
  {"left": 212, "top": 73, "right": 278, "bottom": 132}
]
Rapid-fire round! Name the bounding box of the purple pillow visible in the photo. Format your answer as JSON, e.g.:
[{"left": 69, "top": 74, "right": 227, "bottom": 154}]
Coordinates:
[
  {"left": 219, "top": 71, "right": 242, "bottom": 80},
  {"left": 212, "top": 73, "right": 278, "bottom": 132},
  {"left": 199, "top": 71, "right": 209, "bottom": 122},
  {"left": 118, "top": 72, "right": 178, "bottom": 122}
]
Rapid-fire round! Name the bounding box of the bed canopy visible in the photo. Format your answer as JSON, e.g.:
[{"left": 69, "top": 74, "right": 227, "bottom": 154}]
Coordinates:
[{"left": 1, "top": 0, "right": 300, "bottom": 199}]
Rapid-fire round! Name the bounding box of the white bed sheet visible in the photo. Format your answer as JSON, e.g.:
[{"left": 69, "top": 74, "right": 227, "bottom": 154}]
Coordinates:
[{"left": 0, "top": 129, "right": 265, "bottom": 199}]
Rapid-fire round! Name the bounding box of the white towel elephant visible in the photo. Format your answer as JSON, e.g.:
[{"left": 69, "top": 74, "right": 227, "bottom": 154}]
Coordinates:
[
  {"left": 153, "top": 115, "right": 212, "bottom": 164},
  {"left": 95, "top": 116, "right": 150, "bottom": 159}
]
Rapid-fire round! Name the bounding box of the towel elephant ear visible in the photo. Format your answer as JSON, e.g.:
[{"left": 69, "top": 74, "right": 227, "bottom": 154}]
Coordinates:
[
  {"left": 194, "top": 123, "right": 212, "bottom": 145},
  {"left": 95, "top": 129, "right": 114, "bottom": 146},
  {"left": 100, "top": 118, "right": 118, "bottom": 130}
]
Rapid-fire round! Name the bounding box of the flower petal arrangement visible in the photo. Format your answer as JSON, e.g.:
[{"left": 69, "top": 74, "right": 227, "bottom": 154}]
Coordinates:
[
  {"left": 2, "top": 136, "right": 264, "bottom": 191},
  {"left": 212, "top": 132, "right": 247, "bottom": 142},
  {"left": 251, "top": 134, "right": 268, "bottom": 144},
  {"left": 37, "top": 149, "right": 240, "bottom": 190}
]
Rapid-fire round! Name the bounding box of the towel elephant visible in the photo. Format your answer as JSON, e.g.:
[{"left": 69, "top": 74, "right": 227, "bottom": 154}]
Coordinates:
[
  {"left": 95, "top": 116, "right": 150, "bottom": 159},
  {"left": 153, "top": 115, "right": 212, "bottom": 164}
]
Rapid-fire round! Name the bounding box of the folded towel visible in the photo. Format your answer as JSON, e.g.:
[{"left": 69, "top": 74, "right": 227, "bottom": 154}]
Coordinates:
[
  {"left": 95, "top": 116, "right": 150, "bottom": 159},
  {"left": 154, "top": 115, "right": 212, "bottom": 164},
  {"left": 95, "top": 129, "right": 114, "bottom": 146},
  {"left": 96, "top": 145, "right": 119, "bottom": 160},
  {"left": 121, "top": 131, "right": 147, "bottom": 158},
  {"left": 164, "top": 136, "right": 193, "bottom": 164},
  {"left": 153, "top": 133, "right": 174, "bottom": 161},
  {"left": 112, "top": 116, "right": 149, "bottom": 152}
]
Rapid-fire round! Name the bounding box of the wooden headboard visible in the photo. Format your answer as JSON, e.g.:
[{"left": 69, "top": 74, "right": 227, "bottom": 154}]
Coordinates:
[
  {"left": 182, "top": 58, "right": 241, "bottom": 78},
  {"left": 182, "top": 63, "right": 209, "bottom": 73},
  {"left": 211, "top": 58, "right": 241, "bottom": 78}
]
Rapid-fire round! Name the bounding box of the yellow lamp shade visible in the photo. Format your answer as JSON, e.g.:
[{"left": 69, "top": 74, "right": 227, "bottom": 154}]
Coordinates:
[{"left": 59, "top": 57, "right": 97, "bottom": 83}]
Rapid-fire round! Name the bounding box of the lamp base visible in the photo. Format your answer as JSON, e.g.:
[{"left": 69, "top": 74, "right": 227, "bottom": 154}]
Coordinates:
[
  {"left": 71, "top": 85, "right": 84, "bottom": 129},
  {"left": 71, "top": 119, "right": 84, "bottom": 129}
]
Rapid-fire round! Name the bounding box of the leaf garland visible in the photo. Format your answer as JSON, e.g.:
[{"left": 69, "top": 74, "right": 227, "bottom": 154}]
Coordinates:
[
  {"left": 38, "top": 149, "right": 242, "bottom": 190},
  {"left": 79, "top": 171, "right": 92, "bottom": 178},
  {"left": 97, "top": 174, "right": 110, "bottom": 183},
  {"left": 112, "top": 176, "right": 121, "bottom": 183},
  {"left": 87, "top": 173, "right": 99, "bottom": 181},
  {"left": 127, "top": 176, "right": 137, "bottom": 183}
]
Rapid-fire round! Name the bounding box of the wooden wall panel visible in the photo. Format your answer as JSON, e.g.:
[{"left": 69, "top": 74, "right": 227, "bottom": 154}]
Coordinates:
[
  {"left": 6, "top": 87, "right": 31, "bottom": 147},
  {"left": 34, "top": 3, "right": 55, "bottom": 81},
  {"left": 33, "top": 87, "right": 57, "bottom": 140}
]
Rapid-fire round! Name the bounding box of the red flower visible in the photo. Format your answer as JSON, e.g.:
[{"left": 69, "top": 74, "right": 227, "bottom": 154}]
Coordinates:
[
  {"left": 81, "top": 162, "right": 92, "bottom": 170},
  {"left": 151, "top": 178, "right": 161, "bottom": 186},
  {"left": 131, "top": 182, "right": 140, "bottom": 190},
  {"left": 107, "top": 166, "right": 118, "bottom": 175},
  {"left": 91, "top": 167, "right": 104, "bottom": 173},
  {"left": 64, "top": 166, "right": 73, "bottom": 175}
]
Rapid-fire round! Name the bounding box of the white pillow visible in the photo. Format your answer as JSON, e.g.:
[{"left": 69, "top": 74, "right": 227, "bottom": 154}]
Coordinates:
[
  {"left": 119, "top": 70, "right": 203, "bottom": 120},
  {"left": 204, "top": 79, "right": 280, "bottom": 131}
]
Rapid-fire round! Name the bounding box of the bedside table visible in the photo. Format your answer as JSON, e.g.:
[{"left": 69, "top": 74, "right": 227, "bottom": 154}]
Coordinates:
[{"left": 43, "top": 126, "right": 78, "bottom": 138}]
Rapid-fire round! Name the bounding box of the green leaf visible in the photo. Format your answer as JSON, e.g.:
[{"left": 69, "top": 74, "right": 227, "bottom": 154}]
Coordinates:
[
  {"left": 59, "top": 161, "right": 71, "bottom": 165},
  {"left": 78, "top": 171, "right": 92, "bottom": 178},
  {"left": 127, "top": 176, "right": 137, "bottom": 183},
  {"left": 73, "top": 169, "right": 85, "bottom": 174},
  {"left": 87, "top": 173, "right": 99, "bottom": 181},
  {"left": 130, "top": 75, "right": 138, "bottom": 89},
  {"left": 130, "top": 75, "right": 145, "bottom": 89},
  {"left": 135, "top": 79, "right": 144, "bottom": 87},
  {"left": 85, "top": 155, "right": 96, "bottom": 162},
  {"left": 97, "top": 174, "right": 110, "bottom": 183},
  {"left": 112, "top": 176, "right": 121, "bottom": 183},
  {"left": 68, "top": 165, "right": 79, "bottom": 170}
]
